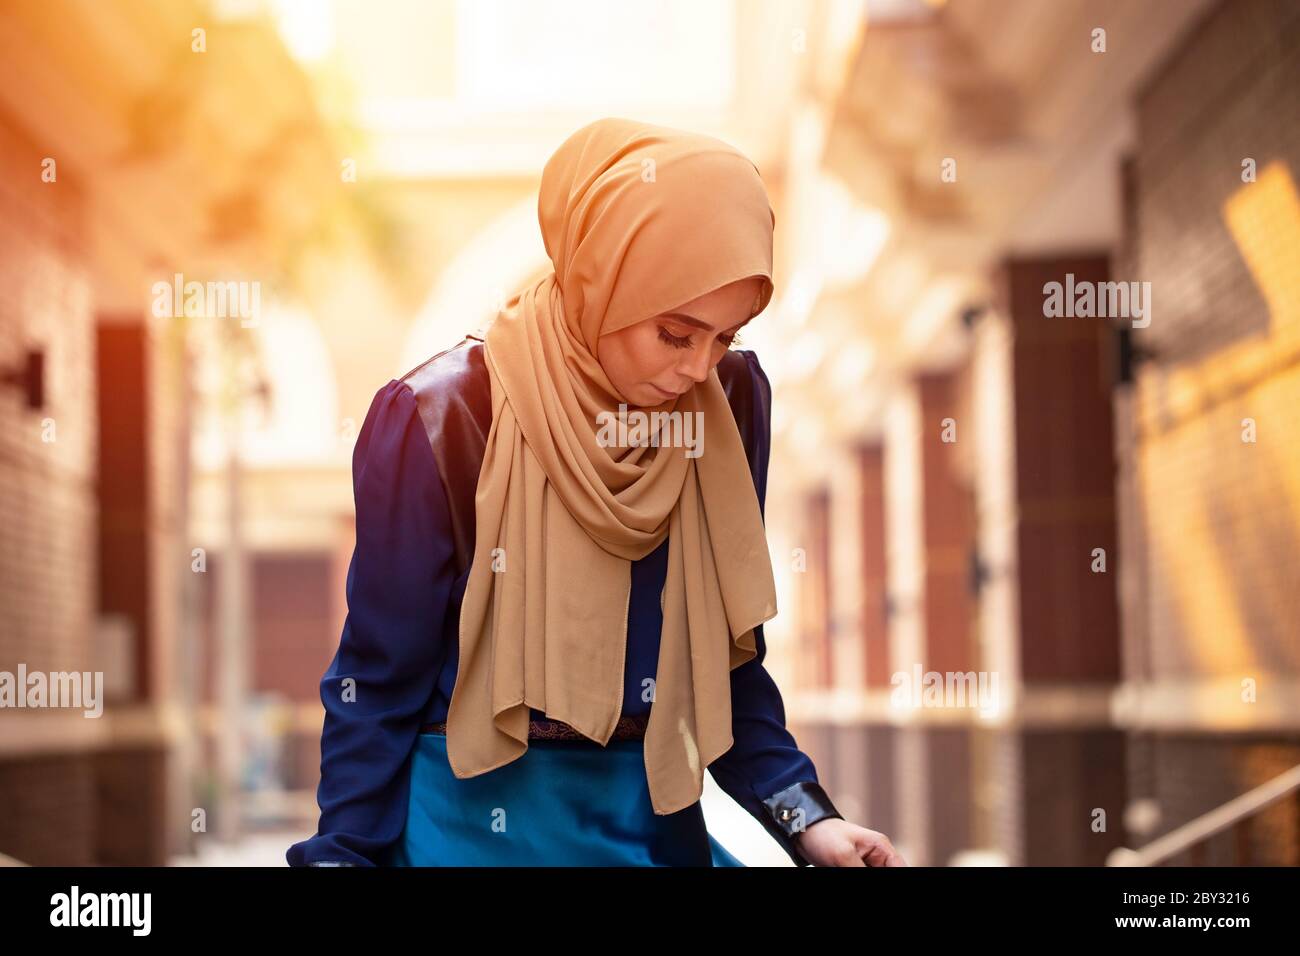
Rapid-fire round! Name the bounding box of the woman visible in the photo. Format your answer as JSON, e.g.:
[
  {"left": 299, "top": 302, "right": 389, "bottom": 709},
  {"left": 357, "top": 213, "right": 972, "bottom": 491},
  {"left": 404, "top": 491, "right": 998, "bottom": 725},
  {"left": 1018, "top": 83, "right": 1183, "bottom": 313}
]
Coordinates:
[{"left": 287, "top": 117, "right": 906, "bottom": 867}]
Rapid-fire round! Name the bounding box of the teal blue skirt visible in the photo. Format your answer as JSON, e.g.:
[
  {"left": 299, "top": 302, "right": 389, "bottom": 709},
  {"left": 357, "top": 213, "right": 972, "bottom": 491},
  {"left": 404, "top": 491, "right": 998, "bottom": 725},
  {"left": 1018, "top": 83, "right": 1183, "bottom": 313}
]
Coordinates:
[{"left": 386, "top": 731, "right": 744, "bottom": 867}]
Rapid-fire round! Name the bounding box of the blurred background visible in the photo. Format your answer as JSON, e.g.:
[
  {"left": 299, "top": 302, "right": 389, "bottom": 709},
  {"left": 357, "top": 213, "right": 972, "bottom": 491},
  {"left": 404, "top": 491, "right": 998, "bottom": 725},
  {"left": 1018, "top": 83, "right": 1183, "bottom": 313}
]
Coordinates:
[{"left": 0, "top": 0, "right": 1297, "bottom": 866}]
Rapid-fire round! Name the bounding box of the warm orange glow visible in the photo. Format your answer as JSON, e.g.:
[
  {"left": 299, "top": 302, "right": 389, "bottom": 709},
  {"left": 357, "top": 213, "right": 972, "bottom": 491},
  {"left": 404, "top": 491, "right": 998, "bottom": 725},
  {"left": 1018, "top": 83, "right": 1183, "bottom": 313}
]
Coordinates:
[{"left": 1223, "top": 161, "right": 1300, "bottom": 333}]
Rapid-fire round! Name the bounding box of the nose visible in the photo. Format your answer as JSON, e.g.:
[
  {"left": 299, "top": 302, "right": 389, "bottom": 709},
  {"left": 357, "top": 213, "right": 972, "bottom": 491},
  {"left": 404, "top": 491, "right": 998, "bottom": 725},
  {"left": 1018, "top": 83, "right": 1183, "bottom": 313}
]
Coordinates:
[{"left": 678, "top": 342, "right": 714, "bottom": 385}]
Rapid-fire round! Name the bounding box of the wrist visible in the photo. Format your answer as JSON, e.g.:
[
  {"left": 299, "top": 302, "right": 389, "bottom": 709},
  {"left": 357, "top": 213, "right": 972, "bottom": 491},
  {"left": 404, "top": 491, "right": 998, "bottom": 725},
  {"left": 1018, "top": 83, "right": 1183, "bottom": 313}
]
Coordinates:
[{"left": 761, "top": 780, "right": 845, "bottom": 841}]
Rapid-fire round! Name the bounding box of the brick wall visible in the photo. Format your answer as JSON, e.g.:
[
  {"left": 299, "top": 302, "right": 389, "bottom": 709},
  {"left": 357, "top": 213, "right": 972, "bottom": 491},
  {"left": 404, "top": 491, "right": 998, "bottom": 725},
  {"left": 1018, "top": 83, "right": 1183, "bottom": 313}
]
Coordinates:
[
  {"left": 997, "top": 256, "right": 1123, "bottom": 684},
  {"left": 0, "top": 112, "right": 96, "bottom": 680},
  {"left": 0, "top": 757, "right": 95, "bottom": 866},
  {"left": 0, "top": 102, "right": 184, "bottom": 864},
  {"left": 1128, "top": 0, "right": 1300, "bottom": 683},
  {"left": 973, "top": 253, "right": 1125, "bottom": 865},
  {"left": 1121, "top": 0, "right": 1300, "bottom": 862},
  {"left": 0, "top": 107, "right": 98, "bottom": 864},
  {"left": 917, "top": 370, "right": 977, "bottom": 676},
  {"left": 796, "top": 488, "right": 834, "bottom": 690},
  {"left": 856, "top": 444, "right": 890, "bottom": 689},
  {"left": 1133, "top": 0, "right": 1299, "bottom": 363}
]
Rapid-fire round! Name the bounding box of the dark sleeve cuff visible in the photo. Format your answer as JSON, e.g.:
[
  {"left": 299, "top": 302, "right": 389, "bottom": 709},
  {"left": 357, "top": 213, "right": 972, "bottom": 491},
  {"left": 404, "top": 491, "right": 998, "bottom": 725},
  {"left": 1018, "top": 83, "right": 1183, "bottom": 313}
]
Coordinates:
[{"left": 761, "top": 781, "right": 844, "bottom": 866}]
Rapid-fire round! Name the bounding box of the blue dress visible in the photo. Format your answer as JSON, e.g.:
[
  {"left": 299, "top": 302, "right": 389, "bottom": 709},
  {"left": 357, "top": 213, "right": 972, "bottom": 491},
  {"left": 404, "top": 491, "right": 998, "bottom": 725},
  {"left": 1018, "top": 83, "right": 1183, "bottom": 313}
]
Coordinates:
[{"left": 287, "top": 341, "right": 838, "bottom": 867}]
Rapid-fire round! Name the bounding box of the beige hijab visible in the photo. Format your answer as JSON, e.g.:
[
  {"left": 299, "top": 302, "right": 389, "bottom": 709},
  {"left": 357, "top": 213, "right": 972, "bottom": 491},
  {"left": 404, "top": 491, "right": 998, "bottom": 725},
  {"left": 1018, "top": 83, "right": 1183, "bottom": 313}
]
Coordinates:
[{"left": 445, "top": 117, "right": 779, "bottom": 816}]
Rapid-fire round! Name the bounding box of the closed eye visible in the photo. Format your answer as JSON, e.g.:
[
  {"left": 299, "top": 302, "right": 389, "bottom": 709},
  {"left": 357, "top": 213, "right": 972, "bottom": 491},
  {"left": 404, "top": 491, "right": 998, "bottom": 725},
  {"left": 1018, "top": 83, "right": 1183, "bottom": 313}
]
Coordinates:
[{"left": 658, "top": 326, "right": 743, "bottom": 350}]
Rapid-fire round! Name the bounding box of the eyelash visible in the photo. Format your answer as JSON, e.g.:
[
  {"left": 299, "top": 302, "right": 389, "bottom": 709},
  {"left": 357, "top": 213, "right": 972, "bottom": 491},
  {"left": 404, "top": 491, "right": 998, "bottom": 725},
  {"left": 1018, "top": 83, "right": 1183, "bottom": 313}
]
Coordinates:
[{"left": 657, "top": 326, "right": 742, "bottom": 350}]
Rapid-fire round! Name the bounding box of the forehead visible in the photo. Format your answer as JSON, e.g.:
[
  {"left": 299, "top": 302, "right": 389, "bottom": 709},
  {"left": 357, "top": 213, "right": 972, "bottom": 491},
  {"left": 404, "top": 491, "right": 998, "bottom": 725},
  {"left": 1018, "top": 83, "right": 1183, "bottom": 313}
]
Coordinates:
[{"left": 673, "top": 277, "right": 764, "bottom": 315}]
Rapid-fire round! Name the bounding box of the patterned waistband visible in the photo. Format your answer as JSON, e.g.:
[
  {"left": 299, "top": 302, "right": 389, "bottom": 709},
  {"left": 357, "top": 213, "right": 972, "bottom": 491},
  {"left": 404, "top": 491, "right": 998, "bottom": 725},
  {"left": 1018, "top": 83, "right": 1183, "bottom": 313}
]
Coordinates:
[{"left": 420, "top": 713, "right": 649, "bottom": 742}]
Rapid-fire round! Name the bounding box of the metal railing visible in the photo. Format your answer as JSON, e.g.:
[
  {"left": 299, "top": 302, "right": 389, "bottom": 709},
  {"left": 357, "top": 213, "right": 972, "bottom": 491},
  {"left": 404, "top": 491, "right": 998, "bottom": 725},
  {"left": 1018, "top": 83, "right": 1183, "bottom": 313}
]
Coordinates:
[{"left": 1107, "top": 763, "right": 1300, "bottom": 866}]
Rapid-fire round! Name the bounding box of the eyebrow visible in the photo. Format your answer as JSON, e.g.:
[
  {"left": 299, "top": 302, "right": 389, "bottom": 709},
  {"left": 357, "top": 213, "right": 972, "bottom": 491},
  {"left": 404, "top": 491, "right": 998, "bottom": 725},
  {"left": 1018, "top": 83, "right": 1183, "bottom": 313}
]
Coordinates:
[{"left": 661, "top": 311, "right": 752, "bottom": 334}]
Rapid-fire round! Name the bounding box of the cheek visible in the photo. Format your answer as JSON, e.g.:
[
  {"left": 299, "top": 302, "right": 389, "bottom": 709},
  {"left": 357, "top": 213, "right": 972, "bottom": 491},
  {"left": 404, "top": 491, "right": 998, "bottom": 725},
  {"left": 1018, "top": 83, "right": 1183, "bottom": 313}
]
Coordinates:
[
  {"left": 600, "top": 332, "right": 649, "bottom": 387},
  {"left": 616, "top": 328, "right": 672, "bottom": 382}
]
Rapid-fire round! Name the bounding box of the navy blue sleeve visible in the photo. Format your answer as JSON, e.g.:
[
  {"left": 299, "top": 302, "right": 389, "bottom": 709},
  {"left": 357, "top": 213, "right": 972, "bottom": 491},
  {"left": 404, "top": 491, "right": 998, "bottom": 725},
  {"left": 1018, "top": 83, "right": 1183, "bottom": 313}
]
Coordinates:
[
  {"left": 707, "top": 350, "right": 842, "bottom": 866},
  {"left": 286, "top": 379, "right": 455, "bottom": 867}
]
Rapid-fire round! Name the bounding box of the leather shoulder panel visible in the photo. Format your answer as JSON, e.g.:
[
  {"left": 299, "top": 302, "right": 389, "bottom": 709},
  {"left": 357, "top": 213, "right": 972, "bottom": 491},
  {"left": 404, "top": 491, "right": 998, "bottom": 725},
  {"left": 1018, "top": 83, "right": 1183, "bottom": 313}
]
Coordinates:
[{"left": 399, "top": 335, "right": 491, "bottom": 571}]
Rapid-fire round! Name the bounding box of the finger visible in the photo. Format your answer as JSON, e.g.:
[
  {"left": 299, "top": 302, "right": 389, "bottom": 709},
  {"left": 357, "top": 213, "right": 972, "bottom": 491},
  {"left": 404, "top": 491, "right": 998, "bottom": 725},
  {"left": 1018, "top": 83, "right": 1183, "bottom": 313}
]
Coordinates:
[
  {"left": 854, "top": 834, "right": 885, "bottom": 866},
  {"left": 863, "top": 839, "right": 898, "bottom": 867},
  {"left": 884, "top": 842, "right": 909, "bottom": 866}
]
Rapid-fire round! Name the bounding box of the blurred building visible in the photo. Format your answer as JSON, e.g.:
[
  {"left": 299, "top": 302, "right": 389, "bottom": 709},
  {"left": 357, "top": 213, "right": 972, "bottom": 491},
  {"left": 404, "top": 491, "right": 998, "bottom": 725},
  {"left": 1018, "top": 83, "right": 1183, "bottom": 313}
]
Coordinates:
[
  {"left": 0, "top": 0, "right": 372, "bottom": 863},
  {"left": 1, "top": 0, "right": 1296, "bottom": 868},
  {"left": 776, "top": 0, "right": 1300, "bottom": 865}
]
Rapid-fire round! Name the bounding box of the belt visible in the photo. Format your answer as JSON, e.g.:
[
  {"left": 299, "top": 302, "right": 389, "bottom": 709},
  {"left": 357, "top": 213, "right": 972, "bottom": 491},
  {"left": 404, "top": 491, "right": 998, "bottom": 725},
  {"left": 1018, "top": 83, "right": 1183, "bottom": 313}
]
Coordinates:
[{"left": 420, "top": 713, "right": 649, "bottom": 742}]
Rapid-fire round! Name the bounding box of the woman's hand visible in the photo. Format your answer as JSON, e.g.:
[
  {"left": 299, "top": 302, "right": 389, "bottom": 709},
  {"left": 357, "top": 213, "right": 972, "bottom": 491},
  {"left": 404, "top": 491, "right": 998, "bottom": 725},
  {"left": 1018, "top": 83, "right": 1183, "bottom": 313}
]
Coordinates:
[{"left": 794, "top": 818, "right": 908, "bottom": 867}]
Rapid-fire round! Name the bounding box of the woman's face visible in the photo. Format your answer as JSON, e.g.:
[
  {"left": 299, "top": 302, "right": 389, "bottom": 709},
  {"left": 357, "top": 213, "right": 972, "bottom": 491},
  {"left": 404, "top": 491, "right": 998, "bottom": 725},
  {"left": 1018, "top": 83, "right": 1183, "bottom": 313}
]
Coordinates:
[{"left": 596, "top": 276, "right": 765, "bottom": 408}]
